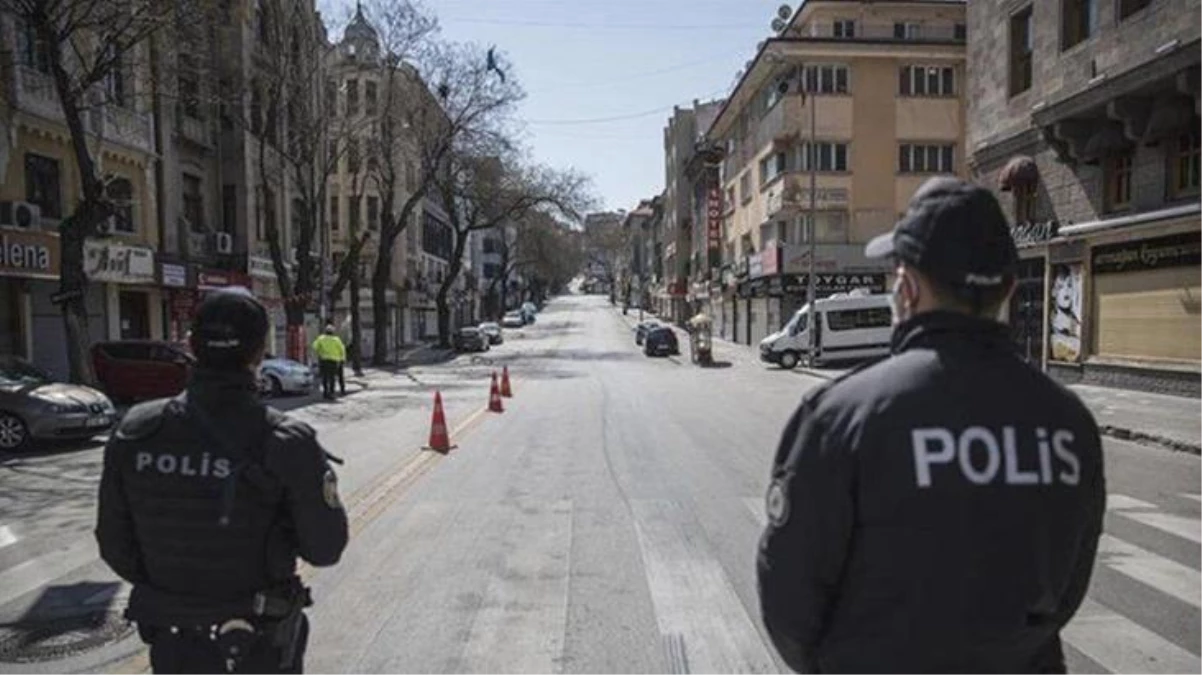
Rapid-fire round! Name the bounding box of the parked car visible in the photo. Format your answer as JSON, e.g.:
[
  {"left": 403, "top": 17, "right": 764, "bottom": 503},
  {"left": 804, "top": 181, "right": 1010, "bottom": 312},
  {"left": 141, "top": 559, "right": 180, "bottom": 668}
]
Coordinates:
[
  {"left": 258, "top": 355, "right": 314, "bottom": 397},
  {"left": 92, "top": 340, "right": 194, "bottom": 403},
  {"left": 501, "top": 312, "right": 525, "bottom": 329},
  {"left": 453, "top": 326, "right": 490, "bottom": 352},
  {"left": 520, "top": 302, "right": 538, "bottom": 324},
  {"left": 0, "top": 356, "right": 116, "bottom": 451},
  {"left": 634, "top": 320, "right": 659, "bottom": 345},
  {"left": 643, "top": 326, "right": 679, "bottom": 357},
  {"left": 479, "top": 322, "right": 504, "bottom": 345}
]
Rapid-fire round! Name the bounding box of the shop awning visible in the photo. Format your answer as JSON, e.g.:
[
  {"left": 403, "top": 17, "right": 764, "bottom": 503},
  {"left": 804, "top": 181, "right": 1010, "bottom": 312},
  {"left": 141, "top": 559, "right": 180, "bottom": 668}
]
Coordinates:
[{"left": 999, "top": 155, "right": 1039, "bottom": 192}]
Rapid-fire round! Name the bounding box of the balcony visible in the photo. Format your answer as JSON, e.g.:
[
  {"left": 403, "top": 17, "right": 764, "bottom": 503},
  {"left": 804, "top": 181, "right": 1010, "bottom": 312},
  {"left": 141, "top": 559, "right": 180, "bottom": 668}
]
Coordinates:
[
  {"left": 763, "top": 174, "right": 850, "bottom": 220},
  {"left": 14, "top": 66, "right": 153, "bottom": 154},
  {"left": 800, "top": 21, "right": 964, "bottom": 44},
  {"left": 178, "top": 113, "right": 212, "bottom": 148}
]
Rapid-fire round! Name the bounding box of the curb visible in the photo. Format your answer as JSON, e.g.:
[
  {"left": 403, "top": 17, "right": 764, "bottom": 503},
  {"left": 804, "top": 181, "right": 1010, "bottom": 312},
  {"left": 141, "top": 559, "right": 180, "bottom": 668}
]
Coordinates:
[{"left": 1097, "top": 424, "right": 1202, "bottom": 455}]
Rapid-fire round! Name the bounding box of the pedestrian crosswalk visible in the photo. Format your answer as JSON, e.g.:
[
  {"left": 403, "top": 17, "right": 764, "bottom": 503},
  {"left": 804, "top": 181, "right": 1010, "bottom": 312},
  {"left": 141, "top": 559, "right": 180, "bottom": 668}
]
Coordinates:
[{"left": 744, "top": 491, "right": 1201, "bottom": 674}]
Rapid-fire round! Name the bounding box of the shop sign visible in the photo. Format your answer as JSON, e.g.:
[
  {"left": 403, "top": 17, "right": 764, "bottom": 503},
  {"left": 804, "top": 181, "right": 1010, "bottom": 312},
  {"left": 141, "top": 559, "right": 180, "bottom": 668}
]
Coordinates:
[
  {"left": 748, "top": 253, "right": 764, "bottom": 279},
  {"left": 737, "top": 277, "right": 768, "bottom": 298},
  {"left": 782, "top": 243, "right": 892, "bottom": 275},
  {"left": 779, "top": 273, "right": 887, "bottom": 297},
  {"left": 159, "top": 263, "right": 189, "bottom": 288},
  {"left": 1091, "top": 232, "right": 1202, "bottom": 274},
  {"left": 1047, "top": 263, "right": 1083, "bottom": 363},
  {"left": 249, "top": 255, "right": 278, "bottom": 279},
  {"left": 0, "top": 229, "right": 59, "bottom": 279},
  {"left": 1010, "top": 220, "right": 1059, "bottom": 246},
  {"left": 198, "top": 269, "right": 251, "bottom": 290},
  {"left": 85, "top": 241, "right": 155, "bottom": 284},
  {"left": 706, "top": 185, "right": 723, "bottom": 252},
  {"left": 762, "top": 241, "right": 780, "bottom": 276}
]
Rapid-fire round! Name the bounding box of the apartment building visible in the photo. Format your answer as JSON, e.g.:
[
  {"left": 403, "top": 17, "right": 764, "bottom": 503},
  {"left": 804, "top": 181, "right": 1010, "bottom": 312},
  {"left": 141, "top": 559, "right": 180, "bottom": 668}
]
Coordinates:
[
  {"left": 661, "top": 99, "right": 723, "bottom": 324},
  {"left": 967, "top": 0, "right": 1200, "bottom": 395},
  {"left": 704, "top": 0, "right": 967, "bottom": 345},
  {"left": 0, "top": 9, "right": 162, "bottom": 379}
]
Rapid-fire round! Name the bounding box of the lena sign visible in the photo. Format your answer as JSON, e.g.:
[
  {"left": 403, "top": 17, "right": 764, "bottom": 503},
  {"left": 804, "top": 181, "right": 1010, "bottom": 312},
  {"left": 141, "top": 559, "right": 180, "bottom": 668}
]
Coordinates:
[{"left": 0, "top": 229, "right": 59, "bottom": 279}]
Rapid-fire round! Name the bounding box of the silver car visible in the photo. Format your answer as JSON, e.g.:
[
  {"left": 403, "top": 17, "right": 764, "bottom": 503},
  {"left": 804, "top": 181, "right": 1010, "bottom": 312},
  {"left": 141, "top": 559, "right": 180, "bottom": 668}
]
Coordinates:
[
  {"left": 0, "top": 356, "right": 117, "bottom": 451},
  {"left": 259, "top": 356, "right": 315, "bottom": 397}
]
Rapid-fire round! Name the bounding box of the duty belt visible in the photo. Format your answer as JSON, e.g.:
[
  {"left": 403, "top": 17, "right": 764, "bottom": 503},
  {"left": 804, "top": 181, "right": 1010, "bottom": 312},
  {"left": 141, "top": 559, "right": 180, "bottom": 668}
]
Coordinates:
[{"left": 125, "top": 583, "right": 312, "bottom": 627}]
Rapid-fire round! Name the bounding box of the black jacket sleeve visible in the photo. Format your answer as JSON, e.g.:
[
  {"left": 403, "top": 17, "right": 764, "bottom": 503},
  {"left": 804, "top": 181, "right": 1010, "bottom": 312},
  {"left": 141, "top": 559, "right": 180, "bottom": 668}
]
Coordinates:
[
  {"left": 757, "top": 396, "right": 856, "bottom": 674},
  {"left": 268, "top": 420, "right": 349, "bottom": 567},
  {"left": 95, "top": 439, "right": 147, "bottom": 584},
  {"left": 1054, "top": 422, "right": 1107, "bottom": 628}
]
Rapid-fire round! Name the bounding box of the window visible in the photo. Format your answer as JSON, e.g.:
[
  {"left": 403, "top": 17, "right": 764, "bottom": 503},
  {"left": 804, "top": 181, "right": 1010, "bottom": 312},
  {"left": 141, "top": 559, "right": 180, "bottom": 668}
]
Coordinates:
[
  {"left": 182, "top": 174, "right": 204, "bottom": 232},
  {"left": 1014, "top": 185, "right": 1038, "bottom": 223},
  {"left": 179, "top": 55, "right": 201, "bottom": 120},
  {"left": 828, "top": 307, "right": 892, "bottom": 331},
  {"left": 346, "top": 79, "right": 359, "bottom": 116},
  {"left": 365, "top": 81, "right": 378, "bottom": 115},
  {"left": 833, "top": 20, "right": 856, "bottom": 38},
  {"left": 797, "top": 142, "right": 849, "bottom": 172},
  {"left": 899, "top": 143, "right": 955, "bottom": 173},
  {"left": 106, "top": 178, "right": 135, "bottom": 233},
  {"left": 23, "top": 154, "right": 61, "bottom": 218},
  {"left": 803, "top": 65, "right": 849, "bottom": 94},
  {"left": 347, "top": 137, "right": 360, "bottom": 173},
  {"left": 1171, "top": 129, "right": 1201, "bottom": 197},
  {"left": 759, "top": 151, "right": 789, "bottom": 186},
  {"left": 954, "top": 23, "right": 967, "bottom": 40},
  {"left": 1119, "top": 0, "right": 1152, "bottom": 19},
  {"left": 222, "top": 185, "right": 236, "bottom": 234},
  {"left": 325, "top": 79, "right": 337, "bottom": 116},
  {"left": 329, "top": 196, "right": 340, "bottom": 232},
  {"left": 16, "top": 19, "right": 52, "bottom": 73},
  {"left": 739, "top": 172, "right": 752, "bottom": 204},
  {"left": 1010, "top": 7, "right": 1034, "bottom": 95},
  {"left": 1062, "top": 0, "right": 1097, "bottom": 50},
  {"left": 1103, "top": 151, "right": 1133, "bottom": 211},
  {"left": 104, "top": 48, "right": 128, "bottom": 107},
  {"left": 799, "top": 211, "right": 849, "bottom": 243},
  {"left": 893, "top": 22, "right": 921, "bottom": 40},
  {"left": 900, "top": 66, "right": 955, "bottom": 96},
  {"left": 367, "top": 196, "right": 379, "bottom": 230}
]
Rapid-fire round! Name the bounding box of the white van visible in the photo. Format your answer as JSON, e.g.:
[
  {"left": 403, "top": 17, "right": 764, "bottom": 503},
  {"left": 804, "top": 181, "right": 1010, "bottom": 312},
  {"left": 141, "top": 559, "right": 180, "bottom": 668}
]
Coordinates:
[{"left": 759, "top": 290, "right": 893, "bottom": 369}]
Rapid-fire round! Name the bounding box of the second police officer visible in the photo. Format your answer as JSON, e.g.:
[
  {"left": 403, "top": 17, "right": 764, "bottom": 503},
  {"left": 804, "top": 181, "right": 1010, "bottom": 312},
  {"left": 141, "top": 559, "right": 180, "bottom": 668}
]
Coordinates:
[
  {"left": 96, "top": 288, "right": 349, "bottom": 673},
  {"left": 757, "top": 177, "right": 1106, "bottom": 673}
]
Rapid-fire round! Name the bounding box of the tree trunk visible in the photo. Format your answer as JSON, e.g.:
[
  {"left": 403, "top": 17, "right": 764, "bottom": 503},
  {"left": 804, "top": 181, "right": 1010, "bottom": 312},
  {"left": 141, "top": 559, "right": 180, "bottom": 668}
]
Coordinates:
[
  {"left": 370, "top": 242, "right": 393, "bottom": 364},
  {"left": 435, "top": 233, "right": 469, "bottom": 348},
  {"left": 349, "top": 269, "right": 363, "bottom": 376}
]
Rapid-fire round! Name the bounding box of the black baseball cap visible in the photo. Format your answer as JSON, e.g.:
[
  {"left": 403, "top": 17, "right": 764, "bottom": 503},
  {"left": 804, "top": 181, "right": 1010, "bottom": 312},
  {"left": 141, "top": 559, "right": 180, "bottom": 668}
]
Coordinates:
[
  {"left": 190, "top": 286, "right": 269, "bottom": 369},
  {"left": 865, "top": 176, "right": 1018, "bottom": 289}
]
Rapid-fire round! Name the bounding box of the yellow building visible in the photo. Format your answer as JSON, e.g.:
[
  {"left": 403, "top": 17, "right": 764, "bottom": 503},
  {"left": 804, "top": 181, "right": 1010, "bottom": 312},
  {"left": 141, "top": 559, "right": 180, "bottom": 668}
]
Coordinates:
[
  {"left": 704, "top": 0, "right": 966, "bottom": 346},
  {"left": 0, "top": 12, "right": 162, "bottom": 379}
]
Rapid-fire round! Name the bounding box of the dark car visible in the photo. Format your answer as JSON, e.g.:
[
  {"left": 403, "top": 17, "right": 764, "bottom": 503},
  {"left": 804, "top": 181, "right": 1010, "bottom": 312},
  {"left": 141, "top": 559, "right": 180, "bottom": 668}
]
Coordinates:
[
  {"left": 479, "top": 322, "right": 503, "bottom": 345},
  {"left": 92, "top": 340, "right": 194, "bottom": 403},
  {"left": 634, "top": 320, "right": 659, "bottom": 345},
  {"left": 453, "top": 327, "right": 490, "bottom": 353},
  {"left": 643, "top": 326, "right": 679, "bottom": 357}
]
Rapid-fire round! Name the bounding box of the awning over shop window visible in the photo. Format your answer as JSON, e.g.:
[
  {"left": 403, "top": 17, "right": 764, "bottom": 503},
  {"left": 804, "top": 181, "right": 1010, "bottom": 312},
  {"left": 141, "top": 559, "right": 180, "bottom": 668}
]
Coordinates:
[{"left": 999, "top": 155, "right": 1039, "bottom": 192}]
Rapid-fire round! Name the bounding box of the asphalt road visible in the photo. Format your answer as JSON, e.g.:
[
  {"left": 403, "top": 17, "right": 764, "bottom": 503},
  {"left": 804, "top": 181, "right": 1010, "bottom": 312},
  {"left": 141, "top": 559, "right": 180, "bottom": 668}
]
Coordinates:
[{"left": 0, "top": 293, "right": 1196, "bottom": 673}]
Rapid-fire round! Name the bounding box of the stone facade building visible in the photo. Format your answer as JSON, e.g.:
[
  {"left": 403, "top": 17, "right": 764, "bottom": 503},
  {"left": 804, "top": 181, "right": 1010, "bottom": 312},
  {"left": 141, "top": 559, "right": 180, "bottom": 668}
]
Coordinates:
[{"left": 967, "top": 0, "right": 1200, "bottom": 395}]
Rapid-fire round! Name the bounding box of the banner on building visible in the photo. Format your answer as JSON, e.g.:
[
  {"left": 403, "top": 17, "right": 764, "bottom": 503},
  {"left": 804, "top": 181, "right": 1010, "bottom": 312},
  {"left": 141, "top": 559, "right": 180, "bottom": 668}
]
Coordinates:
[
  {"left": 706, "top": 185, "right": 722, "bottom": 253},
  {"left": 1048, "top": 263, "right": 1083, "bottom": 362},
  {"left": 85, "top": 241, "right": 155, "bottom": 284},
  {"left": 1091, "top": 231, "right": 1201, "bottom": 274}
]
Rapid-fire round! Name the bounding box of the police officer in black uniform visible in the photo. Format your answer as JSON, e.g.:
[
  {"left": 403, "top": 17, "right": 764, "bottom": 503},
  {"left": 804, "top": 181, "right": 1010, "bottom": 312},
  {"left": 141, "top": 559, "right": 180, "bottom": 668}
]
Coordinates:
[
  {"left": 757, "top": 177, "right": 1105, "bottom": 674},
  {"left": 96, "top": 288, "right": 349, "bottom": 673}
]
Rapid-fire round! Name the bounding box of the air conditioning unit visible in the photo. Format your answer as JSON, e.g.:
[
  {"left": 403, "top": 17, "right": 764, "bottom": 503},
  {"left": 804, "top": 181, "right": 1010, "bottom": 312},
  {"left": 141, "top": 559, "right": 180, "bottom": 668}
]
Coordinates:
[
  {"left": 0, "top": 201, "right": 41, "bottom": 229},
  {"left": 95, "top": 215, "right": 116, "bottom": 236},
  {"left": 213, "top": 232, "right": 234, "bottom": 254}
]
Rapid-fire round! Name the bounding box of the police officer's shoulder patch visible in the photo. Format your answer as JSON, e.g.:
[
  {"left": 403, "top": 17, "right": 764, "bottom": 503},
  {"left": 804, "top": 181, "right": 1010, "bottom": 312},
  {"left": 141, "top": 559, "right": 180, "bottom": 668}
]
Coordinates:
[
  {"left": 765, "top": 479, "right": 790, "bottom": 527},
  {"left": 322, "top": 469, "right": 342, "bottom": 510}
]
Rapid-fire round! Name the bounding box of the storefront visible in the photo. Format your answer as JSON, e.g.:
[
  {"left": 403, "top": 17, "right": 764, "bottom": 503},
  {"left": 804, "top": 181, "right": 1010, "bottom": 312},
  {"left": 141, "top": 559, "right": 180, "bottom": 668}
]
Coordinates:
[
  {"left": 158, "top": 260, "right": 195, "bottom": 345},
  {"left": 248, "top": 255, "right": 288, "bottom": 358},
  {"left": 0, "top": 229, "right": 62, "bottom": 373},
  {"left": 84, "top": 240, "right": 162, "bottom": 342}
]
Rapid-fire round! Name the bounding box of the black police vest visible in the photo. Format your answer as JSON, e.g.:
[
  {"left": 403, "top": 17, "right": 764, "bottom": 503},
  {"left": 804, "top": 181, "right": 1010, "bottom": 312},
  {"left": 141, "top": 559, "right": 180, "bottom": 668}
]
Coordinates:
[{"left": 116, "top": 396, "right": 296, "bottom": 601}]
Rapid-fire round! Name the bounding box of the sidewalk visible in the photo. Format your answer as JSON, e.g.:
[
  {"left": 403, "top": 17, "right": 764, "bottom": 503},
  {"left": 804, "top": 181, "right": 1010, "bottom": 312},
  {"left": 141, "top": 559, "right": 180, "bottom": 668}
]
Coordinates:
[{"left": 613, "top": 308, "right": 1201, "bottom": 455}]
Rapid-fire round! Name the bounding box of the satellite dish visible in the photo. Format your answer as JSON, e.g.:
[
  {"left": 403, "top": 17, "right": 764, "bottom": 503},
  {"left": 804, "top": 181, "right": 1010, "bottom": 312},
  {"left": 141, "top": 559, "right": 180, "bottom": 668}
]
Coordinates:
[
  {"left": 771, "top": 18, "right": 786, "bottom": 32},
  {"left": 777, "top": 4, "right": 793, "bottom": 21}
]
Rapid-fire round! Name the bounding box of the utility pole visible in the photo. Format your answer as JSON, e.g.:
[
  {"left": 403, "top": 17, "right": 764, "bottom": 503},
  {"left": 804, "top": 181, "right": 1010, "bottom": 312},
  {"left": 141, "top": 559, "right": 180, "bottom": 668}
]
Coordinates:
[{"left": 805, "top": 71, "right": 818, "bottom": 367}]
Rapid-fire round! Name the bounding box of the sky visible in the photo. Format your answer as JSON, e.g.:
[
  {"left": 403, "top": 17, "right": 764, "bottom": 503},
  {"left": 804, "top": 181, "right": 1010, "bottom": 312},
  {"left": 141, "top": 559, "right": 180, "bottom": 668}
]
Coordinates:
[{"left": 320, "top": 0, "right": 795, "bottom": 213}]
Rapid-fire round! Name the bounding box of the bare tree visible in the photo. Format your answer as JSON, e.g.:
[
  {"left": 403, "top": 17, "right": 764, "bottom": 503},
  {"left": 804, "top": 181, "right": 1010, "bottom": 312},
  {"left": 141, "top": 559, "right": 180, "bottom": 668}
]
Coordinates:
[
  {"left": 583, "top": 215, "right": 632, "bottom": 305},
  {"left": 362, "top": 19, "right": 521, "bottom": 363},
  {"left": 433, "top": 152, "right": 590, "bottom": 347},
  {"left": 1, "top": 0, "right": 211, "bottom": 383},
  {"left": 487, "top": 211, "right": 583, "bottom": 316}
]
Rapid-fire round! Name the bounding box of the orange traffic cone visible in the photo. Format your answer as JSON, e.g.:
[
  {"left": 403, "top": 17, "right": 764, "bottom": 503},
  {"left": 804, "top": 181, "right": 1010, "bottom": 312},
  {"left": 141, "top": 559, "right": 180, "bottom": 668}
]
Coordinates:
[
  {"left": 424, "top": 391, "right": 455, "bottom": 453},
  {"left": 500, "top": 365, "right": 513, "bottom": 398},
  {"left": 488, "top": 372, "right": 505, "bottom": 413}
]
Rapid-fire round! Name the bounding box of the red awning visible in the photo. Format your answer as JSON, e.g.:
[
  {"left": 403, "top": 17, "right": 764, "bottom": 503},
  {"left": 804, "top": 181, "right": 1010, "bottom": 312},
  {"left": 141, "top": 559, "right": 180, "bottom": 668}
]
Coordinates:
[{"left": 999, "top": 155, "right": 1039, "bottom": 192}]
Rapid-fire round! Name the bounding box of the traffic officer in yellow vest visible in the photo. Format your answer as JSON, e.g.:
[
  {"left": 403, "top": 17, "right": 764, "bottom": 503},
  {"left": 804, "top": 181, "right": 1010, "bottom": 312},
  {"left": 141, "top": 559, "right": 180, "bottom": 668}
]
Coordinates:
[{"left": 312, "top": 325, "right": 346, "bottom": 401}]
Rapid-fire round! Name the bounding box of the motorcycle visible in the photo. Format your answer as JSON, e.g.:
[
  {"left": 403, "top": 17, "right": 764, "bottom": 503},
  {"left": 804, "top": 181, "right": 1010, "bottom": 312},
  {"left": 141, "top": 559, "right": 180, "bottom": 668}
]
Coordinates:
[{"left": 687, "top": 314, "right": 714, "bottom": 367}]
